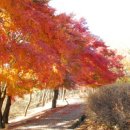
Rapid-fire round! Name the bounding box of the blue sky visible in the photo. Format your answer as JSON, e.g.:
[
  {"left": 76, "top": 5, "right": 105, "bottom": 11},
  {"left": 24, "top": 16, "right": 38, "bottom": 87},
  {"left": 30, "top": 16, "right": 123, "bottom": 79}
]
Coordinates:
[{"left": 50, "top": 0, "right": 130, "bottom": 49}]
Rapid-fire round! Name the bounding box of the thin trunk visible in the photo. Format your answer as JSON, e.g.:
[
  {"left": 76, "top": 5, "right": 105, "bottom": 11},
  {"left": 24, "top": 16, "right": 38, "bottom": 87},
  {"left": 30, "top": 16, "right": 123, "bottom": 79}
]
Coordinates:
[
  {"left": 0, "top": 109, "right": 3, "bottom": 128},
  {"left": 0, "top": 98, "right": 5, "bottom": 128},
  {"left": 62, "top": 89, "right": 66, "bottom": 100},
  {"left": 24, "top": 94, "right": 32, "bottom": 116},
  {"left": 0, "top": 84, "right": 7, "bottom": 129},
  {"left": 45, "top": 90, "right": 51, "bottom": 104},
  {"left": 42, "top": 90, "right": 48, "bottom": 106},
  {"left": 0, "top": 98, "right": 3, "bottom": 129},
  {"left": 36, "top": 90, "right": 44, "bottom": 107},
  {"left": 52, "top": 89, "right": 59, "bottom": 109},
  {"left": 3, "top": 96, "right": 11, "bottom": 128},
  {"left": 47, "top": 90, "right": 54, "bottom": 102}
]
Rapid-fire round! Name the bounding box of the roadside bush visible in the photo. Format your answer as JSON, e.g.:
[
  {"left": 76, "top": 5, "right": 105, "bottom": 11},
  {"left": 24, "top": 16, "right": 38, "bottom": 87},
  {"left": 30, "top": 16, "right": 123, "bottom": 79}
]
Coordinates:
[{"left": 85, "top": 84, "right": 130, "bottom": 130}]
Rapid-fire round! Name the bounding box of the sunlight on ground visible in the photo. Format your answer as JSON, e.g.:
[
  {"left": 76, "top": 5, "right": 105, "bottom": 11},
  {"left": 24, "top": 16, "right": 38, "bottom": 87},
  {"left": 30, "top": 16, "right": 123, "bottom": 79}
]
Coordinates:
[
  {"left": 56, "top": 121, "right": 70, "bottom": 126},
  {"left": 9, "top": 97, "right": 84, "bottom": 130},
  {"left": 17, "top": 126, "right": 61, "bottom": 130},
  {"left": 14, "top": 122, "right": 74, "bottom": 130},
  {"left": 9, "top": 97, "right": 84, "bottom": 123}
]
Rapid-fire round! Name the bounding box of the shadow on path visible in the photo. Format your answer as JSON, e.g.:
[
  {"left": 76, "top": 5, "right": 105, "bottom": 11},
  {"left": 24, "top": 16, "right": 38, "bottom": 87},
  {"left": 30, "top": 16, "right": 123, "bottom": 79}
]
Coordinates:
[{"left": 9, "top": 103, "right": 85, "bottom": 130}]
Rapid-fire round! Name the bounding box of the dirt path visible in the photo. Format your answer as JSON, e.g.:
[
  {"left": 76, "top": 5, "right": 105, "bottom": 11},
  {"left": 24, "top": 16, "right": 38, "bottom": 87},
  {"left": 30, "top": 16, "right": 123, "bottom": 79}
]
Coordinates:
[{"left": 9, "top": 100, "right": 85, "bottom": 130}]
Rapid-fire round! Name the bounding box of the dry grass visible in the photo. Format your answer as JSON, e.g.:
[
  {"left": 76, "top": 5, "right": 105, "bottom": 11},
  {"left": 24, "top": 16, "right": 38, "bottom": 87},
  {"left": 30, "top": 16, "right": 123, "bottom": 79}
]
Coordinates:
[
  {"left": 76, "top": 119, "right": 119, "bottom": 130},
  {"left": 83, "top": 83, "right": 130, "bottom": 130}
]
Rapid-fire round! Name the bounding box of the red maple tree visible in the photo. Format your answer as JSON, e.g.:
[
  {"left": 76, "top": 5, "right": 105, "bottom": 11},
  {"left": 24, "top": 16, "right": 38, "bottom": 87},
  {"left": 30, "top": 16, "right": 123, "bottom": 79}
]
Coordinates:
[{"left": 0, "top": 0, "right": 124, "bottom": 128}]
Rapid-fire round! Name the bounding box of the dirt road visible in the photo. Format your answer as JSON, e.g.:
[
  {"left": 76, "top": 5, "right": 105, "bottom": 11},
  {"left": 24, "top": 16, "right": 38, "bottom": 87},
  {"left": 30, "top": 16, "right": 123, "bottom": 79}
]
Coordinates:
[{"left": 9, "top": 99, "right": 85, "bottom": 130}]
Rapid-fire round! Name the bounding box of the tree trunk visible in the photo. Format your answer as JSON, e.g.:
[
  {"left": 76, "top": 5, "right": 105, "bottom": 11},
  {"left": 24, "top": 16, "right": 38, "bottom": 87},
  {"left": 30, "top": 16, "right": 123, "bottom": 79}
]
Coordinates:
[
  {"left": 62, "top": 89, "right": 66, "bottom": 100},
  {"left": 3, "top": 96, "right": 11, "bottom": 126},
  {"left": 42, "top": 90, "right": 48, "bottom": 106},
  {"left": 36, "top": 90, "right": 44, "bottom": 107},
  {"left": 0, "top": 82, "right": 7, "bottom": 128},
  {"left": 0, "top": 109, "right": 3, "bottom": 128},
  {"left": 52, "top": 89, "right": 59, "bottom": 109},
  {"left": 24, "top": 93, "right": 32, "bottom": 116},
  {"left": 2, "top": 96, "right": 11, "bottom": 129},
  {"left": 0, "top": 98, "right": 5, "bottom": 128}
]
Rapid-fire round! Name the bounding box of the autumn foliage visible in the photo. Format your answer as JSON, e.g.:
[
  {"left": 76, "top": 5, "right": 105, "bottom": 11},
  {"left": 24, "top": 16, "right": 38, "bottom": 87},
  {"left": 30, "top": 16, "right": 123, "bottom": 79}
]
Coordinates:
[
  {"left": 0, "top": 0, "right": 124, "bottom": 127},
  {"left": 0, "top": 0, "right": 124, "bottom": 91}
]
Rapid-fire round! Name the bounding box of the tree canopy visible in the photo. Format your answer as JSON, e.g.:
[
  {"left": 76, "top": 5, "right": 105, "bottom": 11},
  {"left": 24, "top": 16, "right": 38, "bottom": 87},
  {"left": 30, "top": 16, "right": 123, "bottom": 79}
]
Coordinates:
[{"left": 0, "top": 0, "right": 124, "bottom": 97}]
